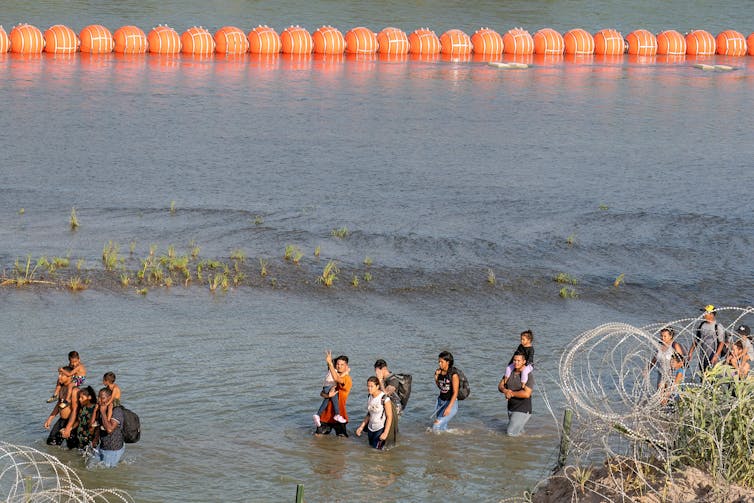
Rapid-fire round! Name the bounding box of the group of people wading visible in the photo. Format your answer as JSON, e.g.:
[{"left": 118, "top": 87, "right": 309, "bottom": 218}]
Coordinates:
[
  {"left": 649, "top": 305, "right": 752, "bottom": 405},
  {"left": 43, "top": 351, "right": 126, "bottom": 468},
  {"left": 313, "top": 330, "right": 537, "bottom": 449}
]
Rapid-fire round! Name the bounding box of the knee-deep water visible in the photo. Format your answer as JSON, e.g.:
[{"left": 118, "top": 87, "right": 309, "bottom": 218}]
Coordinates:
[{"left": 1, "top": 1, "right": 753, "bottom": 501}]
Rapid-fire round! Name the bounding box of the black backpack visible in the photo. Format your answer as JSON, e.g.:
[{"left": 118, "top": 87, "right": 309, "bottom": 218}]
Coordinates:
[
  {"left": 388, "top": 373, "right": 412, "bottom": 411},
  {"left": 116, "top": 405, "right": 141, "bottom": 443},
  {"left": 453, "top": 368, "right": 471, "bottom": 400}
]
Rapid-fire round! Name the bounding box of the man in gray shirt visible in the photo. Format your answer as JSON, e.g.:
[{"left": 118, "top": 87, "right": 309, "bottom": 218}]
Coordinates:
[{"left": 688, "top": 305, "right": 727, "bottom": 377}]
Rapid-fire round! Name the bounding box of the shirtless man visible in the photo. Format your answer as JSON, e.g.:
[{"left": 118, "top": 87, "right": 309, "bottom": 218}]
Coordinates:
[{"left": 44, "top": 367, "right": 80, "bottom": 447}]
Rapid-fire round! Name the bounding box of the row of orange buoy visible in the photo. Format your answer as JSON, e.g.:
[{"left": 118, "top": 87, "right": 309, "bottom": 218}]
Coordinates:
[{"left": 2, "top": 23, "right": 754, "bottom": 57}]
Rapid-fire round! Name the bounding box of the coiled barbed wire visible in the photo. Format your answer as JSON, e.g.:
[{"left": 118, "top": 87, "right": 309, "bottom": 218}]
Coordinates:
[{"left": 0, "top": 442, "right": 133, "bottom": 502}]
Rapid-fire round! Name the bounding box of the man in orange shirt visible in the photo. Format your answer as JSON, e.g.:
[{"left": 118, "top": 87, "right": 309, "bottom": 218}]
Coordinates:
[{"left": 315, "top": 353, "right": 352, "bottom": 437}]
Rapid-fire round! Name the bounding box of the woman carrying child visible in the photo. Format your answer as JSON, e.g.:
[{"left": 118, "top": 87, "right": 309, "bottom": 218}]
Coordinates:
[{"left": 313, "top": 353, "right": 352, "bottom": 437}]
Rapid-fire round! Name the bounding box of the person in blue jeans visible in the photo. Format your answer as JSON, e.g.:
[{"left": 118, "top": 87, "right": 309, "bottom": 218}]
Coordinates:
[
  {"left": 432, "top": 351, "right": 459, "bottom": 432},
  {"left": 88, "top": 387, "right": 125, "bottom": 468}
]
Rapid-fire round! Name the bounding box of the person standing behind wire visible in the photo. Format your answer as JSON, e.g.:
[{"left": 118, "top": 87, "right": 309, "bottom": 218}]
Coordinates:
[{"left": 688, "top": 305, "right": 727, "bottom": 378}]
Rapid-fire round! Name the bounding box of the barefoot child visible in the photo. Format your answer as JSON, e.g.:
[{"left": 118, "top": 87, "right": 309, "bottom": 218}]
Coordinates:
[
  {"left": 504, "top": 330, "right": 534, "bottom": 385},
  {"left": 102, "top": 372, "right": 121, "bottom": 407},
  {"left": 48, "top": 351, "right": 87, "bottom": 403},
  {"left": 313, "top": 351, "right": 348, "bottom": 427}
]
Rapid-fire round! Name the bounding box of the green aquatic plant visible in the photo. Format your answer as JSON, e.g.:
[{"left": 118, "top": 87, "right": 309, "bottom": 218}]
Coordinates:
[
  {"left": 254, "top": 215, "right": 264, "bottom": 225},
  {"left": 363, "top": 272, "right": 373, "bottom": 282},
  {"left": 559, "top": 287, "right": 579, "bottom": 299},
  {"left": 284, "top": 245, "right": 296, "bottom": 261},
  {"left": 613, "top": 273, "right": 625, "bottom": 288},
  {"left": 167, "top": 244, "right": 176, "bottom": 258},
  {"left": 233, "top": 272, "right": 245, "bottom": 286},
  {"left": 102, "top": 242, "right": 120, "bottom": 271},
  {"left": 164, "top": 276, "right": 173, "bottom": 288},
  {"left": 189, "top": 241, "right": 200, "bottom": 259},
  {"left": 259, "top": 258, "right": 268, "bottom": 277},
  {"left": 566, "top": 234, "right": 576, "bottom": 247},
  {"left": 18, "top": 208, "right": 24, "bottom": 215},
  {"left": 120, "top": 273, "right": 131, "bottom": 287},
  {"left": 67, "top": 276, "right": 87, "bottom": 291},
  {"left": 554, "top": 273, "right": 578, "bottom": 285},
  {"left": 2, "top": 256, "right": 43, "bottom": 287},
  {"left": 76, "top": 259, "right": 84, "bottom": 271},
  {"left": 129, "top": 240, "right": 136, "bottom": 255},
  {"left": 69, "top": 207, "right": 79, "bottom": 230},
  {"left": 351, "top": 275, "right": 359, "bottom": 287},
  {"left": 136, "top": 287, "right": 147, "bottom": 296},
  {"left": 331, "top": 226, "right": 349, "bottom": 239},
  {"left": 314, "top": 246, "right": 320, "bottom": 257},
  {"left": 230, "top": 249, "right": 246, "bottom": 262},
  {"left": 169, "top": 200, "right": 176, "bottom": 214},
  {"left": 318, "top": 261, "right": 338, "bottom": 287},
  {"left": 292, "top": 248, "right": 303, "bottom": 265},
  {"left": 599, "top": 203, "right": 609, "bottom": 211},
  {"left": 487, "top": 268, "right": 496, "bottom": 285},
  {"left": 363, "top": 256, "right": 373, "bottom": 267}
]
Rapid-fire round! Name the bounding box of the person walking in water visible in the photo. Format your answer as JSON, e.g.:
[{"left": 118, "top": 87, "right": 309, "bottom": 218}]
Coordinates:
[
  {"left": 313, "top": 351, "right": 349, "bottom": 427},
  {"left": 688, "top": 305, "right": 727, "bottom": 377},
  {"left": 314, "top": 353, "right": 352, "bottom": 437},
  {"left": 355, "top": 376, "right": 394, "bottom": 449},
  {"left": 432, "top": 351, "right": 459, "bottom": 432},
  {"left": 499, "top": 351, "right": 534, "bottom": 436}
]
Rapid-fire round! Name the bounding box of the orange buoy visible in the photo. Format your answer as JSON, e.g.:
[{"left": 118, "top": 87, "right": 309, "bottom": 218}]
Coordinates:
[
  {"left": 10, "top": 24, "right": 44, "bottom": 54},
  {"left": 439, "top": 29, "right": 472, "bottom": 56},
  {"left": 248, "top": 26, "right": 281, "bottom": 54},
  {"left": 471, "top": 28, "right": 503, "bottom": 55},
  {"left": 593, "top": 29, "right": 624, "bottom": 55},
  {"left": 377, "top": 27, "right": 409, "bottom": 55},
  {"left": 0, "top": 26, "right": 9, "bottom": 53},
  {"left": 563, "top": 28, "right": 593, "bottom": 55},
  {"left": 43, "top": 24, "right": 78, "bottom": 54},
  {"left": 533, "top": 28, "right": 563, "bottom": 55},
  {"left": 147, "top": 25, "right": 181, "bottom": 54},
  {"left": 715, "top": 30, "right": 746, "bottom": 56},
  {"left": 503, "top": 28, "right": 534, "bottom": 55},
  {"left": 215, "top": 26, "right": 248, "bottom": 54},
  {"left": 114, "top": 25, "right": 147, "bottom": 54},
  {"left": 749, "top": 33, "right": 754, "bottom": 56},
  {"left": 408, "top": 28, "right": 440, "bottom": 55},
  {"left": 345, "top": 27, "right": 378, "bottom": 54},
  {"left": 312, "top": 26, "right": 345, "bottom": 54},
  {"left": 79, "top": 25, "right": 113, "bottom": 54},
  {"left": 685, "top": 29, "right": 715, "bottom": 56},
  {"left": 626, "top": 29, "right": 657, "bottom": 56},
  {"left": 280, "top": 26, "right": 312, "bottom": 55},
  {"left": 181, "top": 26, "right": 214, "bottom": 55},
  {"left": 656, "top": 30, "right": 686, "bottom": 55}
]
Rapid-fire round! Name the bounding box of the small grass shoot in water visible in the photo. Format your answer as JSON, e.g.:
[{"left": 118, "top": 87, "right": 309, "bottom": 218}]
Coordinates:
[
  {"left": 351, "top": 275, "right": 359, "bottom": 287},
  {"left": 318, "top": 261, "right": 338, "bottom": 287},
  {"left": 566, "top": 234, "right": 576, "bottom": 247},
  {"left": 363, "top": 256, "right": 373, "bottom": 267},
  {"left": 18, "top": 208, "right": 24, "bottom": 215},
  {"left": 169, "top": 200, "right": 176, "bottom": 214},
  {"left": 613, "top": 273, "right": 625, "bottom": 288},
  {"left": 69, "top": 207, "right": 79, "bottom": 230},
  {"left": 559, "top": 287, "right": 578, "bottom": 299},
  {"left": 120, "top": 274, "right": 131, "bottom": 287},
  {"left": 363, "top": 272, "right": 373, "bottom": 282},
  {"left": 259, "top": 258, "right": 268, "bottom": 277},
  {"left": 129, "top": 241, "right": 136, "bottom": 255},
  {"left": 331, "top": 226, "right": 349, "bottom": 239},
  {"left": 554, "top": 273, "right": 578, "bottom": 285},
  {"left": 599, "top": 203, "right": 609, "bottom": 211},
  {"left": 230, "top": 249, "right": 246, "bottom": 262},
  {"left": 136, "top": 288, "right": 147, "bottom": 295},
  {"left": 254, "top": 215, "right": 264, "bottom": 225},
  {"left": 67, "top": 276, "right": 87, "bottom": 291},
  {"left": 314, "top": 246, "right": 320, "bottom": 257},
  {"left": 487, "top": 268, "right": 496, "bottom": 285},
  {"left": 102, "top": 242, "right": 120, "bottom": 271}
]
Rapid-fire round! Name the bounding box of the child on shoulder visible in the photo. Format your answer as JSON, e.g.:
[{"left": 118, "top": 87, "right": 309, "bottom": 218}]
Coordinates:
[
  {"left": 102, "top": 372, "right": 122, "bottom": 407},
  {"left": 313, "top": 351, "right": 348, "bottom": 427},
  {"left": 505, "top": 330, "right": 534, "bottom": 384},
  {"left": 48, "top": 351, "right": 87, "bottom": 403}
]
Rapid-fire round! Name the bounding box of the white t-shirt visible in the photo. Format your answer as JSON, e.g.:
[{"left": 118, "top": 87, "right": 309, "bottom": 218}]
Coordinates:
[
  {"left": 323, "top": 370, "right": 336, "bottom": 387},
  {"left": 367, "top": 392, "right": 389, "bottom": 432}
]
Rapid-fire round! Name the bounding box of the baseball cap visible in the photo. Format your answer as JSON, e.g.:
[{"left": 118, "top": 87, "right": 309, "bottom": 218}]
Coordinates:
[
  {"left": 700, "top": 304, "right": 716, "bottom": 314},
  {"left": 736, "top": 324, "right": 751, "bottom": 336}
]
